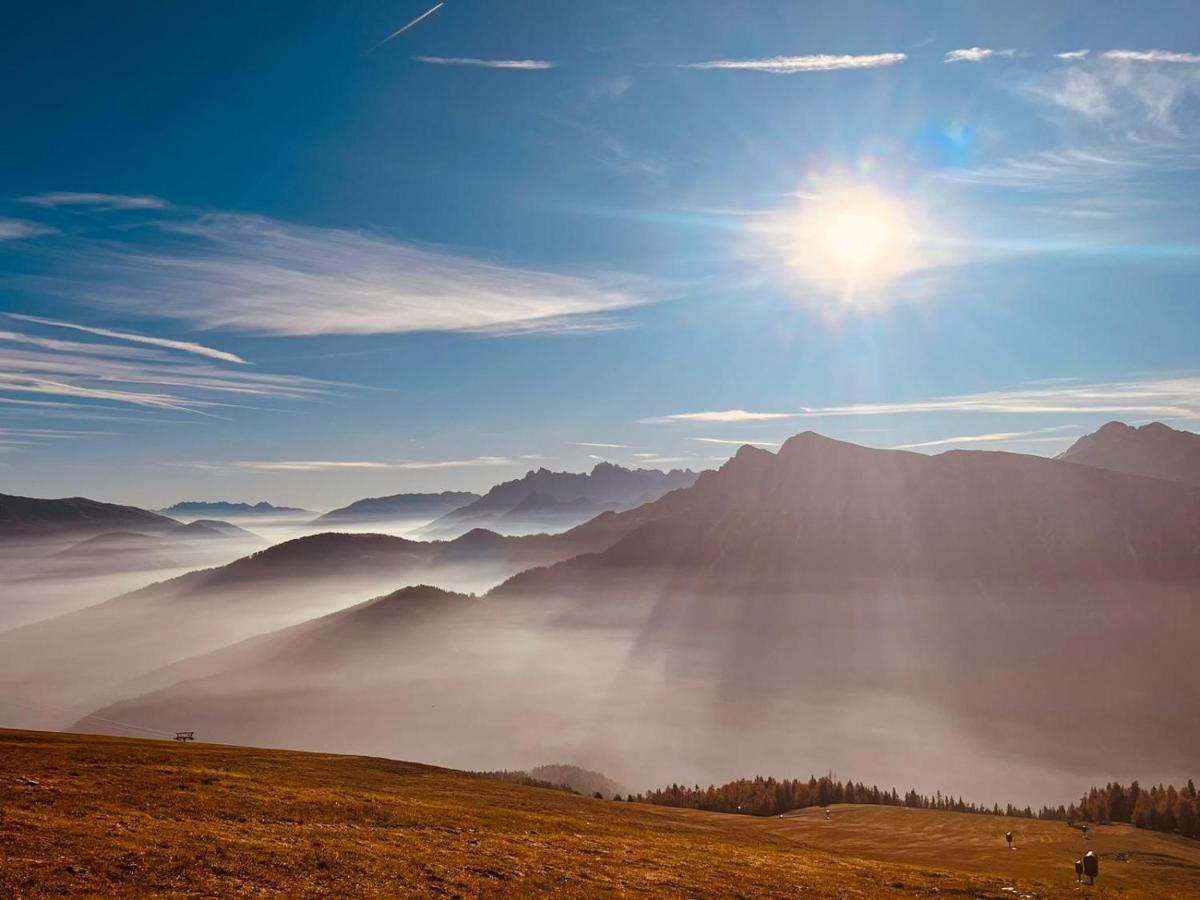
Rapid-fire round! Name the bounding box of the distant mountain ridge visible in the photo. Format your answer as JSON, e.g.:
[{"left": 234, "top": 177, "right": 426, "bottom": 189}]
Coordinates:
[
  {"left": 160, "top": 500, "right": 308, "bottom": 517},
  {"left": 1059, "top": 421, "right": 1200, "bottom": 487},
  {"left": 314, "top": 491, "right": 480, "bottom": 525},
  {"left": 498, "top": 432, "right": 1200, "bottom": 594},
  {"left": 423, "top": 462, "right": 699, "bottom": 537},
  {"left": 0, "top": 493, "right": 179, "bottom": 538}
]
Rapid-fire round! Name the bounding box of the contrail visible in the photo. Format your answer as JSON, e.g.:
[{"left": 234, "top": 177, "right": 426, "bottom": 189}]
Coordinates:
[{"left": 370, "top": 2, "right": 444, "bottom": 51}]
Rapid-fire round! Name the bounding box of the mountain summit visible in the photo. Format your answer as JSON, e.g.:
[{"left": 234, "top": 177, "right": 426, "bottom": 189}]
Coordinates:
[{"left": 1059, "top": 421, "right": 1200, "bottom": 487}]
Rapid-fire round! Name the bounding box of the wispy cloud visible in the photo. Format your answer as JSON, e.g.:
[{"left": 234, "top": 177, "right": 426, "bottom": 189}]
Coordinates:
[
  {"left": 648, "top": 409, "right": 796, "bottom": 424},
  {"left": 795, "top": 377, "right": 1200, "bottom": 420},
  {"left": 19, "top": 192, "right": 168, "bottom": 210},
  {"left": 692, "top": 437, "right": 781, "bottom": 446},
  {"left": 8, "top": 314, "right": 246, "bottom": 364},
  {"left": 1103, "top": 49, "right": 1200, "bottom": 64},
  {"left": 209, "top": 456, "right": 514, "bottom": 472},
  {"left": 943, "top": 47, "right": 1016, "bottom": 63},
  {"left": 1055, "top": 50, "right": 1090, "bottom": 60},
  {"left": 629, "top": 455, "right": 693, "bottom": 466},
  {"left": 675, "top": 53, "right": 906, "bottom": 74},
  {"left": 1029, "top": 52, "right": 1200, "bottom": 131},
  {"left": 572, "top": 441, "right": 635, "bottom": 449},
  {"left": 413, "top": 57, "right": 556, "bottom": 70},
  {"left": 938, "top": 146, "right": 1157, "bottom": 191},
  {"left": 0, "top": 218, "right": 57, "bottom": 240},
  {"left": 891, "top": 425, "right": 1078, "bottom": 450},
  {"left": 0, "top": 333, "right": 332, "bottom": 423},
  {"left": 29, "top": 213, "right": 655, "bottom": 337},
  {"left": 0, "top": 425, "right": 116, "bottom": 450},
  {"left": 645, "top": 378, "right": 1200, "bottom": 431}
]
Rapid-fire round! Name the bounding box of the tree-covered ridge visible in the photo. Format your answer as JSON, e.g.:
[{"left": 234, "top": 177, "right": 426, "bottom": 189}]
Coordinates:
[
  {"left": 1039, "top": 780, "right": 1200, "bottom": 839},
  {"left": 629, "top": 774, "right": 1036, "bottom": 820},
  {"left": 633, "top": 774, "right": 1200, "bottom": 840}
]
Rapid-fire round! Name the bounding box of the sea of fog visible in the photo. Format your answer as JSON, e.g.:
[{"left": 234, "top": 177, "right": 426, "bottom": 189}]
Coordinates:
[{"left": 11, "top": 566, "right": 1189, "bottom": 812}]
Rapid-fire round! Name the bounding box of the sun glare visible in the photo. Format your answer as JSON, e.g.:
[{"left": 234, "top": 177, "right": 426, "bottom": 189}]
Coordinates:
[{"left": 779, "top": 184, "right": 923, "bottom": 305}]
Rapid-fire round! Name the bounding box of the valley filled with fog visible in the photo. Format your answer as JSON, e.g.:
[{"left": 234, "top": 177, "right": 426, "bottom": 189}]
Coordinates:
[{"left": 4, "top": 428, "right": 1198, "bottom": 810}]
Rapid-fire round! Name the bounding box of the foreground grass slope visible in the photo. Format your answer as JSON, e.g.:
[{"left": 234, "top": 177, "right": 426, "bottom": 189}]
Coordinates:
[{"left": 2, "top": 730, "right": 1198, "bottom": 898}]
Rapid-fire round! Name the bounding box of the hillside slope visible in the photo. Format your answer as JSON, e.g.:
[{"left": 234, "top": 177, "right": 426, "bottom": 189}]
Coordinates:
[
  {"left": 313, "top": 491, "right": 480, "bottom": 525},
  {"left": 5, "top": 730, "right": 1197, "bottom": 897},
  {"left": 0, "top": 493, "right": 179, "bottom": 539}
]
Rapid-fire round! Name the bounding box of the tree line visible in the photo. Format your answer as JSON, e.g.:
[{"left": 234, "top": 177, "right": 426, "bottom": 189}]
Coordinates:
[
  {"left": 1038, "top": 780, "right": 1199, "bottom": 839},
  {"left": 624, "top": 774, "right": 1036, "bottom": 820},
  {"left": 628, "top": 774, "right": 1200, "bottom": 840}
]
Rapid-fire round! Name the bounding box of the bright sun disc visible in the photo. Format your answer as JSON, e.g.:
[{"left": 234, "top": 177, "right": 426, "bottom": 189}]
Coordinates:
[{"left": 782, "top": 184, "right": 922, "bottom": 301}]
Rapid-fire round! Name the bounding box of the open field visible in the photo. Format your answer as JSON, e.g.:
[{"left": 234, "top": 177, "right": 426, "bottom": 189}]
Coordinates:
[{"left": 1, "top": 729, "right": 1198, "bottom": 898}]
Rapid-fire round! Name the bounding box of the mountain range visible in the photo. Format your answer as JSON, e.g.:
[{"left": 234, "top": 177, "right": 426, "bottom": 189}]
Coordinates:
[
  {"left": 497, "top": 431, "right": 1200, "bottom": 596},
  {"left": 159, "top": 500, "right": 309, "bottom": 518},
  {"left": 38, "top": 424, "right": 1200, "bottom": 789},
  {"left": 421, "top": 461, "right": 698, "bottom": 537},
  {"left": 6, "top": 421, "right": 1200, "bottom": 794},
  {"left": 1059, "top": 420, "right": 1200, "bottom": 487}
]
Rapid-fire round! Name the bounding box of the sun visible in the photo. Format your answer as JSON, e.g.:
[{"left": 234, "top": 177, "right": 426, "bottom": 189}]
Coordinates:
[{"left": 777, "top": 183, "right": 923, "bottom": 304}]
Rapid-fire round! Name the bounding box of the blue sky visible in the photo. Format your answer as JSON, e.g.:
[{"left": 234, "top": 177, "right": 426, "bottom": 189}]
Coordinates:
[{"left": 3, "top": 1, "right": 1200, "bottom": 509}]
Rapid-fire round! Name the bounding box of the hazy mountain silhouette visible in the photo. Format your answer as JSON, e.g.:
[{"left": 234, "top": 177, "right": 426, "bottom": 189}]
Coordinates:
[
  {"left": 1059, "top": 421, "right": 1200, "bottom": 487},
  {"left": 313, "top": 491, "right": 480, "bottom": 525},
  {"left": 160, "top": 500, "right": 309, "bottom": 518},
  {"left": 498, "top": 432, "right": 1200, "bottom": 595},
  {"left": 0, "top": 493, "right": 179, "bottom": 539},
  {"left": 171, "top": 519, "right": 260, "bottom": 540},
  {"left": 423, "top": 462, "right": 698, "bottom": 537},
  {"left": 74, "top": 584, "right": 477, "bottom": 736}
]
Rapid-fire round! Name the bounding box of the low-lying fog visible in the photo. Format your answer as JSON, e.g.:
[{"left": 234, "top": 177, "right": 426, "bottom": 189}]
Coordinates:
[
  {"left": 6, "top": 562, "right": 1190, "bottom": 810},
  {"left": 0, "top": 535, "right": 263, "bottom": 632}
]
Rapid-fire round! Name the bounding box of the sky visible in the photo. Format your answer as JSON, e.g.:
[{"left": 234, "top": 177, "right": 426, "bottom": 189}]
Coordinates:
[{"left": 2, "top": 0, "right": 1200, "bottom": 510}]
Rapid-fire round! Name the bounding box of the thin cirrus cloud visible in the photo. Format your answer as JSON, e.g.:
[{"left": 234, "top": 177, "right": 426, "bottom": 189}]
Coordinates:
[
  {"left": 1025, "top": 51, "right": 1200, "bottom": 131},
  {"left": 8, "top": 314, "right": 246, "bottom": 364},
  {"left": 1102, "top": 49, "right": 1200, "bottom": 64},
  {"left": 938, "top": 146, "right": 1154, "bottom": 191},
  {"left": 674, "top": 53, "right": 906, "bottom": 74},
  {"left": 692, "top": 437, "right": 781, "bottom": 446},
  {"left": 0, "top": 327, "right": 333, "bottom": 420},
  {"left": 943, "top": 47, "right": 1017, "bottom": 63},
  {"left": 1055, "top": 50, "right": 1090, "bottom": 60},
  {"left": 205, "top": 456, "right": 515, "bottom": 472},
  {"left": 798, "top": 377, "right": 1200, "bottom": 420},
  {"left": 891, "top": 425, "right": 1079, "bottom": 451},
  {"left": 413, "top": 57, "right": 556, "bottom": 70},
  {"left": 32, "top": 212, "right": 656, "bottom": 337},
  {"left": 649, "top": 377, "right": 1200, "bottom": 427},
  {"left": 18, "top": 192, "right": 169, "bottom": 210},
  {"left": 646, "top": 410, "right": 796, "bottom": 424},
  {"left": 0, "top": 425, "right": 116, "bottom": 451},
  {"left": 0, "top": 218, "right": 57, "bottom": 240}
]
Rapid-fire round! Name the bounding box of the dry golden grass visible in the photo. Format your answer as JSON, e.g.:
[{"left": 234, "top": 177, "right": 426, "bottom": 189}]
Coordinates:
[{"left": 2, "top": 729, "right": 1198, "bottom": 897}]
